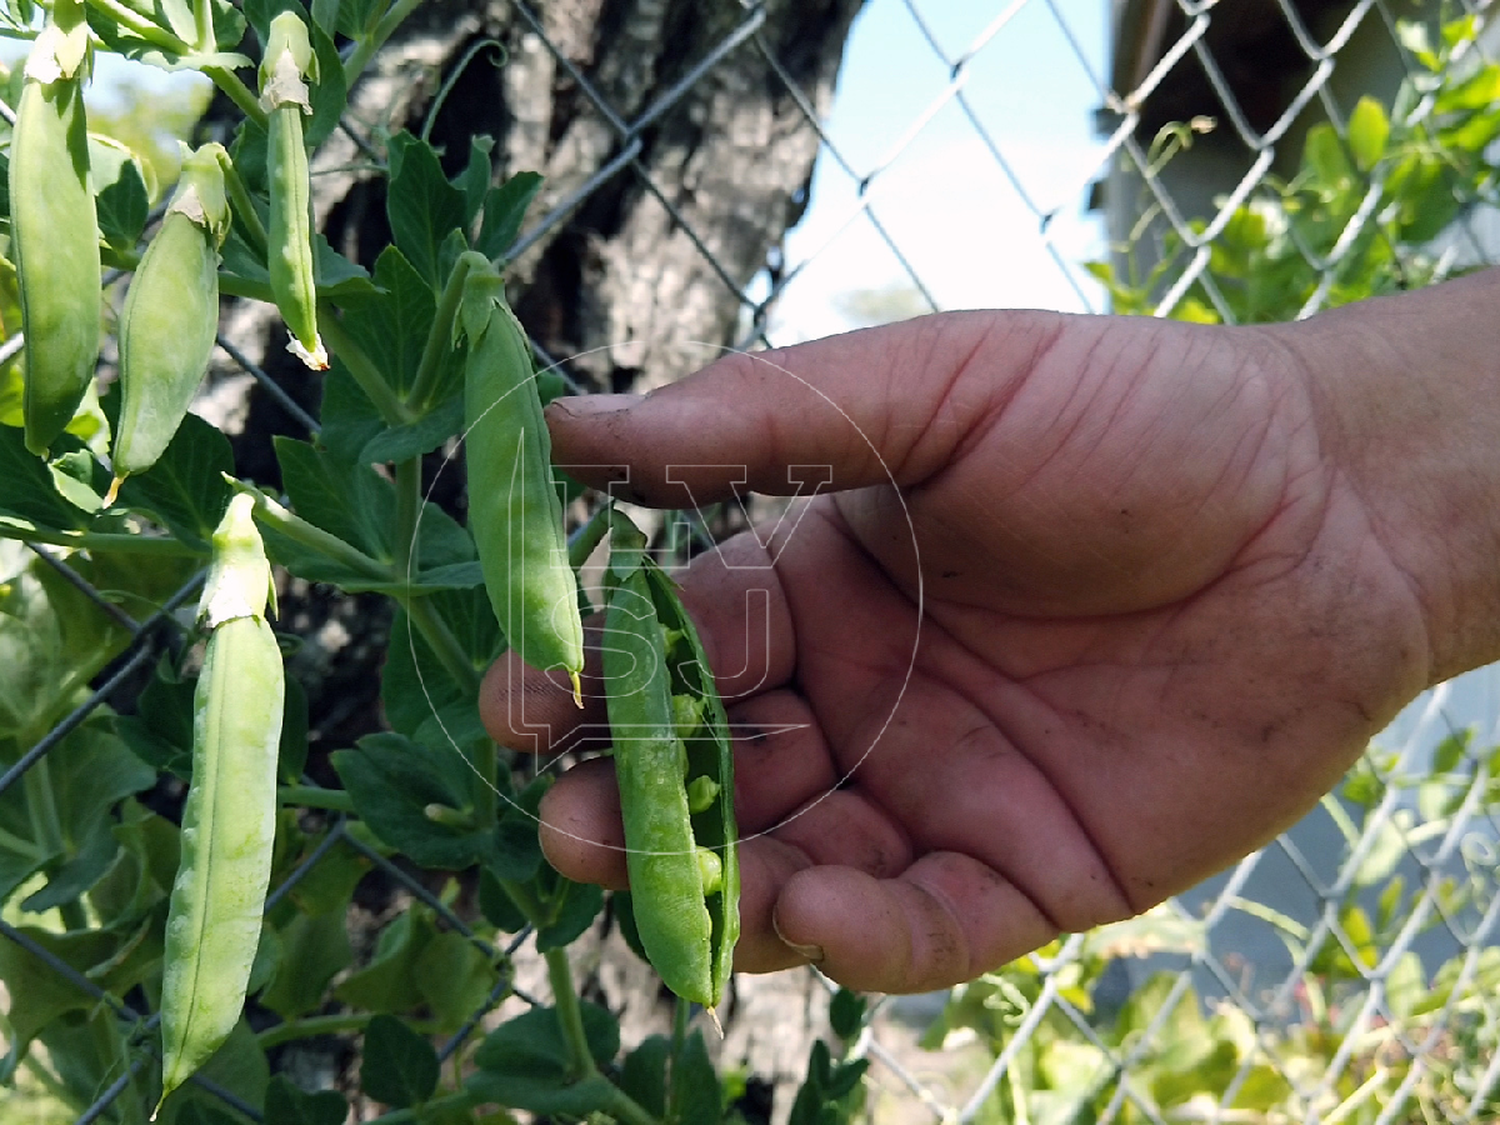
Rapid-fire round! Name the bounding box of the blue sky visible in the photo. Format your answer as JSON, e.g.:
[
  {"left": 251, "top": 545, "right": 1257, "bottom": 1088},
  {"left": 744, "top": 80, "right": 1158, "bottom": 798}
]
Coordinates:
[{"left": 772, "top": 0, "right": 1113, "bottom": 341}]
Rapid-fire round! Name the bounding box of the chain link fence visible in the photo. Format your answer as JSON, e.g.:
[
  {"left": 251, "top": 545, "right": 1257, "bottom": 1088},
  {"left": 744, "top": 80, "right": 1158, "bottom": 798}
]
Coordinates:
[{"left": 3, "top": 0, "right": 1499, "bottom": 1122}]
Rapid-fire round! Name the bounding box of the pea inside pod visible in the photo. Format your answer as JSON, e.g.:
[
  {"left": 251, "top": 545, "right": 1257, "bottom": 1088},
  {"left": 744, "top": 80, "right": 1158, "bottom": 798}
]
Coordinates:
[{"left": 604, "top": 511, "right": 739, "bottom": 1013}]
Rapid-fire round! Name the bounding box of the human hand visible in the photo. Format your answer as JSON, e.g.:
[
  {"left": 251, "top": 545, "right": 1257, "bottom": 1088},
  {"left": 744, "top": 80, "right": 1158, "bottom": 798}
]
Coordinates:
[{"left": 480, "top": 289, "right": 1483, "bottom": 993}]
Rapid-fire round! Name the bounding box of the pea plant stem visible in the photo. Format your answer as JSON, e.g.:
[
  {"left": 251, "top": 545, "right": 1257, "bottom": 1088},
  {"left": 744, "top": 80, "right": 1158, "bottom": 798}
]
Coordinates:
[
  {"left": 544, "top": 946, "right": 602, "bottom": 1080},
  {"left": 408, "top": 252, "right": 480, "bottom": 413},
  {"left": 256, "top": 1012, "right": 390, "bottom": 1050},
  {"left": 364, "top": 1090, "right": 477, "bottom": 1125},
  {"left": 202, "top": 65, "right": 268, "bottom": 131},
  {"left": 278, "top": 785, "right": 355, "bottom": 813},
  {"left": 342, "top": 0, "right": 423, "bottom": 87},
  {"left": 215, "top": 151, "right": 269, "bottom": 256},
  {"left": 229, "top": 479, "right": 393, "bottom": 583},
  {"left": 83, "top": 0, "right": 186, "bottom": 52},
  {"left": 0, "top": 527, "right": 203, "bottom": 557},
  {"left": 401, "top": 595, "right": 482, "bottom": 698}
]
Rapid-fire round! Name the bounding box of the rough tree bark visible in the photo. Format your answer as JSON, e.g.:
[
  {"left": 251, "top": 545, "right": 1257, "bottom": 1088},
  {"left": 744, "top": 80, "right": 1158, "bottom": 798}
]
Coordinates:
[{"left": 219, "top": 0, "right": 867, "bottom": 1117}]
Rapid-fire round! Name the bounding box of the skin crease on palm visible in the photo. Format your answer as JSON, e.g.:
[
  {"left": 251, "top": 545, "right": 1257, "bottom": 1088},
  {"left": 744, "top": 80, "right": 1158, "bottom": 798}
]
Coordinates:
[{"left": 480, "top": 269, "right": 1500, "bottom": 996}]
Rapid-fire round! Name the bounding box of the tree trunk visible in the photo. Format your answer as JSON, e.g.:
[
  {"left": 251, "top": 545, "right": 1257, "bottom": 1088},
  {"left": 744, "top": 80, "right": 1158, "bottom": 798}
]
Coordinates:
[{"left": 228, "top": 0, "right": 865, "bottom": 1118}]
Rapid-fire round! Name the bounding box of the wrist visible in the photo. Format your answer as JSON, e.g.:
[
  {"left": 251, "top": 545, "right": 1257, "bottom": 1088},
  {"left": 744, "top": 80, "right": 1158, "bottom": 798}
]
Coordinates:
[{"left": 1281, "top": 268, "right": 1500, "bottom": 684}]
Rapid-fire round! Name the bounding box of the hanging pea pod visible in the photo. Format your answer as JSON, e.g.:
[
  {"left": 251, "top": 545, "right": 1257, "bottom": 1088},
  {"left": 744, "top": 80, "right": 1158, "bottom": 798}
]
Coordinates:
[
  {"left": 155, "top": 493, "right": 284, "bottom": 1118},
  {"left": 13, "top": 0, "right": 101, "bottom": 456},
  {"left": 258, "top": 11, "right": 326, "bottom": 370},
  {"left": 109, "top": 144, "right": 232, "bottom": 499},
  {"left": 604, "top": 511, "right": 739, "bottom": 1014},
  {"left": 459, "top": 254, "right": 584, "bottom": 698}
]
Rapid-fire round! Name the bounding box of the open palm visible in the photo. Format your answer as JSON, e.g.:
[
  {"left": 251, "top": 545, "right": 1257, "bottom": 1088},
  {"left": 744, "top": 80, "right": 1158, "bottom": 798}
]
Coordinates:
[{"left": 483, "top": 306, "right": 1436, "bottom": 992}]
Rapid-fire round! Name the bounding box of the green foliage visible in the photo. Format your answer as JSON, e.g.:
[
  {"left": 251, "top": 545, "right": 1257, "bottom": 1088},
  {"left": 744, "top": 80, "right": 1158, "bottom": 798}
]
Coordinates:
[
  {"left": 0, "top": 0, "right": 868, "bottom": 1120},
  {"left": 1093, "top": 17, "right": 1500, "bottom": 323}
]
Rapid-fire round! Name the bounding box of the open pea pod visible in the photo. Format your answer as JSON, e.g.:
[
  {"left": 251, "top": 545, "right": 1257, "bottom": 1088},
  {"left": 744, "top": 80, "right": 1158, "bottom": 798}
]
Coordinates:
[{"left": 603, "top": 511, "right": 738, "bottom": 1013}]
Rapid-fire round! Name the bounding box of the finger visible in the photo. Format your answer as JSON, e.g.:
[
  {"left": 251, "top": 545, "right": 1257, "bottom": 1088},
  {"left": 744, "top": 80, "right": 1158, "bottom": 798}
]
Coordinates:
[
  {"left": 764, "top": 790, "right": 912, "bottom": 878},
  {"left": 732, "top": 835, "right": 814, "bottom": 974},
  {"left": 481, "top": 615, "right": 610, "bottom": 756},
  {"left": 725, "top": 690, "right": 839, "bottom": 831},
  {"left": 545, "top": 311, "right": 1051, "bottom": 504},
  {"left": 536, "top": 757, "right": 628, "bottom": 889},
  {"left": 771, "top": 854, "right": 1060, "bottom": 993}
]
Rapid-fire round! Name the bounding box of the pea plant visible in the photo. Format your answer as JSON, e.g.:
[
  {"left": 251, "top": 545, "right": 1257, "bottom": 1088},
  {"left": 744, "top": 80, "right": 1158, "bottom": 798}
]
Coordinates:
[
  {"left": 1089, "top": 13, "right": 1500, "bottom": 324},
  {"left": 0, "top": 0, "right": 863, "bottom": 1122}
]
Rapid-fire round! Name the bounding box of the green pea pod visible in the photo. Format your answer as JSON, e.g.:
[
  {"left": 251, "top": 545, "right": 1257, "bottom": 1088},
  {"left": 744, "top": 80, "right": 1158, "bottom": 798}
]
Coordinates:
[
  {"left": 461, "top": 257, "right": 584, "bottom": 696},
  {"left": 110, "top": 144, "right": 232, "bottom": 496},
  {"left": 259, "top": 11, "right": 326, "bottom": 370},
  {"left": 604, "top": 511, "right": 738, "bottom": 1012},
  {"left": 13, "top": 0, "right": 101, "bottom": 456},
  {"left": 155, "top": 493, "right": 283, "bottom": 1117}
]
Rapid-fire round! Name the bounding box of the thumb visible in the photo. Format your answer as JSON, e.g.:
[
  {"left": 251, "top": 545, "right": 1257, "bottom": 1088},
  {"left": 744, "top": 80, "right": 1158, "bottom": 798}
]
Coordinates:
[{"left": 545, "top": 310, "right": 1038, "bottom": 507}]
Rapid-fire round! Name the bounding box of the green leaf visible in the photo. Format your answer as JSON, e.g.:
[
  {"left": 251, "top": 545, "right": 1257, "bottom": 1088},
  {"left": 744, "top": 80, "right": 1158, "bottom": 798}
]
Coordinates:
[
  {"left": 0, "top": 549, "right": 148, "bottom": 744},
  {"left": 278, "top": 829, "right": 370, "bottom": 917},
  {"left": 0, "top": 425, "right": 90, "bottom": 531},
  {"left": 828, "top": 988, "right": 866, "bottom": 1041},
  {"left": 414, "top": 929, "right": 500, "bottom": 1031},
  {"left": 619, "top": 1035, "right": 669, "bottom": 1117},
  {"left": 671, "top": 1030, "right": 721, "bottom": 1125},
  {"left": 468, "top": 1003, "right": 620, "bottom": 1113},
  {"left": 1396, "top": 22, "right": 1440, "bottom": 71},
  {"left": 114, "top": 412, "right": 234, "bottom": 547},
  {"left": 360, "top": 396, "right": 464, "bottom": 464},
  {"left": 1302, "top": 122, "right": 1353, "bottom": 188},
  {"left": 319, "top": 363, "right": 387, "bottom": 464},
  {"left": 88, "top": 799, "right": 180, "bottom": 930},
  {"left": 304, "top": 13, "right": 349, "bottom": 148},
  {"left": 477, "top": 171, "right": 543, "bottom": 261},
  {"left": 335, "top": 0, "right": 380, "bottom": 37},
  {"left": 534, "top": 874, "right": 604, "bottom": 953},
  {"left": 478, "top": 866, "right": 529, "bottom": 932},
  {"left": 153, "top": 1019, "right": 270, "bottom": 1125},
  {"left": 279, "top": 672, "right": 310, "bottom": 782},
  {"left": 457, "top": 137, "right": 496, "bottom": 228},
  {"left": 0, "top": 928, "right": 121, "bottom": 1064},
  {"left": 94, "top": 148, "right": 150, "bottom": 253},
  {"left": 259, "top": 909, "right": 352, "bottom": 1019},
  {"left": 331, "top": 732, "right": 494, "bottom": 870},
  {"left": 1346, "top": 96, "right": 1389, "bottom": 172},
  {"left": 335, "top": 907, "right": 436, "bottom": 1013},
  {"left": 1433, "top": 728, "right": 1471, "bottom": 773},
  {"left": 337, "top": 245, "right": 445, "bottom": 400},
  {"left": 380, "top": 588, "right": 502, "bottom": 735},
  {"left": 264, "top": 1075, "right": 349, "bottom": 1125},
  {"left": 113, "top": 657, "right": 196, "bottom": 778},
  {"left": 387, "top": 132, "right": 467, "bottom": 289},
  {"left": 220, "top": 225, "right": 376, "bottom": 302},
  {"left": 361, "top": 1013, "right": 440, "bottom": 1109},
  {"left": 275, "top": 435, "right": 395, "bottom": 559}
]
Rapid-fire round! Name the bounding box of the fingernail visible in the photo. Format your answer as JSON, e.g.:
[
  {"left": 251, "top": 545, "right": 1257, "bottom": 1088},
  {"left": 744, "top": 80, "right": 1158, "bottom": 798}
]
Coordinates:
[
  {"left": 773, "top": 916, "right": 825, "bottom": 964},
  {"left": 546, "top": 393, "right": 640, "bottom": 420}
]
